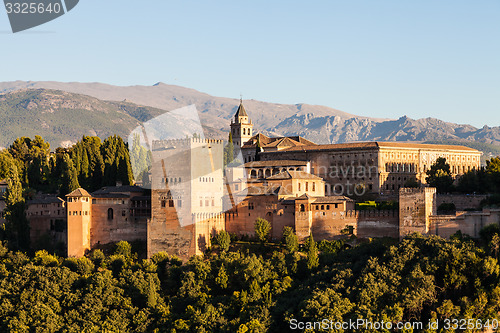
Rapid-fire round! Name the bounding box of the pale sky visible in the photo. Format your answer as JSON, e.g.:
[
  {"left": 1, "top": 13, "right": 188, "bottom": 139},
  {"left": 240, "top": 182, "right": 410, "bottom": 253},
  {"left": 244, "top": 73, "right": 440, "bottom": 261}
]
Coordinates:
[{"left": 0, "top": 0, "right": 499, "bottom": 127}]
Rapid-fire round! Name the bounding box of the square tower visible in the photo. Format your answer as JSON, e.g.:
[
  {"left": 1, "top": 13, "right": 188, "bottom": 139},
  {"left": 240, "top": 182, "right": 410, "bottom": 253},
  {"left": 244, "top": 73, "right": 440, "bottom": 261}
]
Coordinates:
[
  {"left": 66, "top": 188, "right": 92, "bottom": 257},
  {"left": 230, "top": 100, "right": 253, "bottom": 148},
  {"left": 399, "top": 187, "right": 437, "bottom": 238},
  {"left": 148, "top": 138, "right": 225, "bottom": 260}
]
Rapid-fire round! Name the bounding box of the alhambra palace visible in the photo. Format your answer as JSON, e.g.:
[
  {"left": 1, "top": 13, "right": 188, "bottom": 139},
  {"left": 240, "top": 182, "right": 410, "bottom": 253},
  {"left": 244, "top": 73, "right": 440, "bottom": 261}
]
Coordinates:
[{"left": 2, "top": 102, "right": 499, "bottom": 260}]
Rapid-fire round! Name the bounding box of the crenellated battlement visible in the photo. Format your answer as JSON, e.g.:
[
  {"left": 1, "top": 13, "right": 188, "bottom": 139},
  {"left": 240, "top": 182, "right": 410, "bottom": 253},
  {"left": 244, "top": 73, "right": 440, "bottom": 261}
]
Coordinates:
[
  {"left": 152, "top": 138, "right": 224, "bottom": 150},
  {"left": 344, "top": 209, "right": 398, "bottom": 218},
  {"left": 399, "top": 187, "right": 436, "bottom": 194}
]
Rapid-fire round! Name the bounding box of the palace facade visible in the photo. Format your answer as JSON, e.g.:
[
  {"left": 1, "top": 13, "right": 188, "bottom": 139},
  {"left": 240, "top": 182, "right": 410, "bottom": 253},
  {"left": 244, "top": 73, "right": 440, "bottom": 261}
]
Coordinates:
[{"left": 0, "top": 100, "right": 491, "bottom": 260}]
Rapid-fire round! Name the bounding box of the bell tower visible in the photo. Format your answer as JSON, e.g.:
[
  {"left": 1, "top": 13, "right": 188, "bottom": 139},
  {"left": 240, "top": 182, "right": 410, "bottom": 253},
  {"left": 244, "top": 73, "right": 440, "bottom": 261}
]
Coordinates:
[{"left": 230, "top": 98, "right": 253, "bottom": 148}]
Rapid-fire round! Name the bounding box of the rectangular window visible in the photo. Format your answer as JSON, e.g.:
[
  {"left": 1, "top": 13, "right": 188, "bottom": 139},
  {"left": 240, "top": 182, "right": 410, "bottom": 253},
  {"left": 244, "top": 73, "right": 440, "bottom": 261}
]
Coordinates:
[
  {"left": 161, "top": 200, "right": 166, "bottom": 208},
  {"left": 169, "top": 200, "right": 174, "bottom": 207},
  {"left": 306, "top": 182, "right": 309, "bottom": 191}
]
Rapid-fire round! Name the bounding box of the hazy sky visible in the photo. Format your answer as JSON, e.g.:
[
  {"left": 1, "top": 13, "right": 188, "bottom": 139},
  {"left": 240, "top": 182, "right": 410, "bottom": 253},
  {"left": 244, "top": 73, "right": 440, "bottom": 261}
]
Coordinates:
[{"left": 0, "top": 1, "right": 498, "bottom": 127}]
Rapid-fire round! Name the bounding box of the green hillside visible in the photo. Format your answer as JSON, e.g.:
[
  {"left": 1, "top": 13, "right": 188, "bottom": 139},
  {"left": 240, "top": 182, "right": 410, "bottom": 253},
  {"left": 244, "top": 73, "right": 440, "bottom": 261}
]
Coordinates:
[{"left": 0, "top": 89, "right": 223, "bottom": 148}]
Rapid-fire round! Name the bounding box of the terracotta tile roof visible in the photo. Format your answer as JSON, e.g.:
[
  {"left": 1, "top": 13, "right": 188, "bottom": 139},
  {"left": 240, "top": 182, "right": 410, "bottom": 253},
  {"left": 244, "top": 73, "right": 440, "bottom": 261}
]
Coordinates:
[
  {"left": 284, "top": 136, "right": 317, "bottom": 146},
  {"left": 66, "top": 188, "right": 91, "bottom": 197},
  {"left": 312, "top": 196, "right": 354, "bottom": 203},
  {"left": 376, "top": 142, "right": 480, "bottom": 152},
  {"left": 92, "top": 185, "right": 144, "bottom": 195},
  {"left": 267, "top": 170, "right": 323, "bottom": 180},
  {"left": 264, "top": 137, "right": 305, "bottom": 148},
  {"left": 241, "top": 133, "right": 272, "bottom": 148},
  {"left": 273, "top": 142, "right": 379, "bottom": 152},
  {"left": 244, "top": 160, "right": 309, "bottom": 168},
  {"left": 234, "top": 184, "right": 293, "bottom": 197},
  {"left": 92, "top": 193, "right": 130, "bottom": 199},
  {"left": 242, "top": 134, "right": 316, "bottom": 150},
  {"left": 28, "top": 196, "right": 65, "bottom": 205},
  {"left": 281, "top": 195, "right": 353, "bottom": 203},
  {"left": 272, "top": 141, "right": 480, "bottom": 153}
]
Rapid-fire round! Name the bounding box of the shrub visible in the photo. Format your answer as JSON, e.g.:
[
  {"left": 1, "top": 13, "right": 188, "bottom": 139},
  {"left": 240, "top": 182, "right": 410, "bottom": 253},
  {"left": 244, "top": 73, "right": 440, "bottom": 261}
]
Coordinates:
[
  {"left": 115, "top": 241, "right": 132, "bottom": 257},
  {"left": 254, "top": 218, "right": 271, "bottom": 243},
  {"left": 282, "top": 226, "right": 298, "bottom": 253},
  {"left": 216, "top": 231, "right": 231, "bottom": 252}
]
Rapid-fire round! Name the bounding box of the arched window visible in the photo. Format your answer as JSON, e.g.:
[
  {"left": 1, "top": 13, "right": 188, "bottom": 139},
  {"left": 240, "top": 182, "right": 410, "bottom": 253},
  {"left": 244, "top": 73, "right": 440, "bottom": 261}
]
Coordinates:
[
  {"left": 107, "top": 208, "right": 113, "bottom": 220},
  {"left": 300, "top": 204, "right": 305, "bottom": 212},
  {"left": 243, "top": 128, "right": 246, "bottom": 135}
]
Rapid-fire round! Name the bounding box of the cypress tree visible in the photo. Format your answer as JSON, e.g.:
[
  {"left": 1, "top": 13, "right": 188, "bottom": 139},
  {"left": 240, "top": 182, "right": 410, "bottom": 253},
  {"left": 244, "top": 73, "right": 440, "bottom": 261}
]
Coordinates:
[
  {"left": 4, "top": 165, "right": 29, "bottom": 250},
  {"left": 60, "top": 154, "right": 80, "bottom": 196},
  {"left": 306, "top": 234, "right": 319, "bottom": 269},
  {"left": 224, "top": 133, "right": 234, "bottom": 165},
  {"left": 255, "top": 137, "right": 261, "bottom": 161},
  {"left": 91, "top": 154, "right": 104, "bottom": 190}
]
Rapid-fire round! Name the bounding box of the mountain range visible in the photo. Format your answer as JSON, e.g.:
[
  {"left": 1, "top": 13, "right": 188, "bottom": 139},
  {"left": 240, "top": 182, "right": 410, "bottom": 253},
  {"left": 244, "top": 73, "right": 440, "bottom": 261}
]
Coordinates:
[{"left": 0, "top": 81, "right": 499, "bottom": 158}]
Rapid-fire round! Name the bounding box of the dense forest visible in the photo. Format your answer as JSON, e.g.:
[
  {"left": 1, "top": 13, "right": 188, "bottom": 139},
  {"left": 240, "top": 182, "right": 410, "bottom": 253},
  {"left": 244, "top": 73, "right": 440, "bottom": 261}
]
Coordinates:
[
  {"left": 0, "top": 135, "right": 136, "bottom": 252},
  {"left": 1, "top": 135, "right": 500, "bottom": 331},
  {"left": 0, "top": 135, "right": 134, "bottom": 196},
  {"left": 1, "top": 227, "right": 500, "bottom": 332}
]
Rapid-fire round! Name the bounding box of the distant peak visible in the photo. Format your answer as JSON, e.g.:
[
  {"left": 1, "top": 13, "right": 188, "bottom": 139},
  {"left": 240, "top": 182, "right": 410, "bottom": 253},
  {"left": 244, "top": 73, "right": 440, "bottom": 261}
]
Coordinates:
[{"left": 153, "top": 82, "right": 165, "bottom": 86}]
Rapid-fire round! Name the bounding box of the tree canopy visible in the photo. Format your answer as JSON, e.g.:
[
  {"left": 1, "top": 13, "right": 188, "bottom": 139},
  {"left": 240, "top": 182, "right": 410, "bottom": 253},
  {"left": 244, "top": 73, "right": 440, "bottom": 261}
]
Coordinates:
[
  {"left": 0, "top": 232, "right": 499, "bottom": 332},
  {"left": 426, "top": 157, "right": 454, "bottom": 193}
]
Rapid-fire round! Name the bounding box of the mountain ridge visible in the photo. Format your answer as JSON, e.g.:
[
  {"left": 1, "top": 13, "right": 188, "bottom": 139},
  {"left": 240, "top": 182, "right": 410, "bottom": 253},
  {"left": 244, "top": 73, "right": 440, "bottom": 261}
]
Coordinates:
[{"left": 0, "top": 81, "right": 499, "bottom": 158}]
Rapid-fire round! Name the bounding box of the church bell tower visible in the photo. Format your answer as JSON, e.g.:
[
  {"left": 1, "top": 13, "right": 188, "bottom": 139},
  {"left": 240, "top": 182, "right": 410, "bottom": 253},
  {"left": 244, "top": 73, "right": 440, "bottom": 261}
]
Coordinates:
[{"left": 230, "top": 98, "right": 253, "bottom": 148}]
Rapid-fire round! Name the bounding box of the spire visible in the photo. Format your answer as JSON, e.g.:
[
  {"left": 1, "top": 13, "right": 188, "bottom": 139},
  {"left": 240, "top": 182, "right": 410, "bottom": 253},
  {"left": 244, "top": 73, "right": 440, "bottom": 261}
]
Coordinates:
[{"left": 235, "top": 98, "right": 248, "bottom": 118}]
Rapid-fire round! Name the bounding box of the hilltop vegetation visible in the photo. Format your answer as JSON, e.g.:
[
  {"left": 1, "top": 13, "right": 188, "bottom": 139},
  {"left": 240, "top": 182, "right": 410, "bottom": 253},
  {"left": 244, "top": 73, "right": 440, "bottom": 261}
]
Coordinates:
[
  {"left": 0, "top": 232, "right": 500, "bottom": 332},
  {"left": 0, "top": 89, "right": 224, "bottom": 148},
  {"left": 1, "top": 84, "right": 500, "bottom": 157},
  {"left": 0, "top": 135, "right": 134, "bottom": 252}
]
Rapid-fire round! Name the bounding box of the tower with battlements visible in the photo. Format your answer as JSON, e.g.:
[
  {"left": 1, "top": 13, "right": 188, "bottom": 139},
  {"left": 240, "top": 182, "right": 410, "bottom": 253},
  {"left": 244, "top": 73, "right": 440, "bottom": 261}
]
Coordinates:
[
  {"left": 148, "top": 137, "right": 225, "bottom": 260},
  {"left": 399, "top": 187, "right": 437, "bottom": 238}
]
